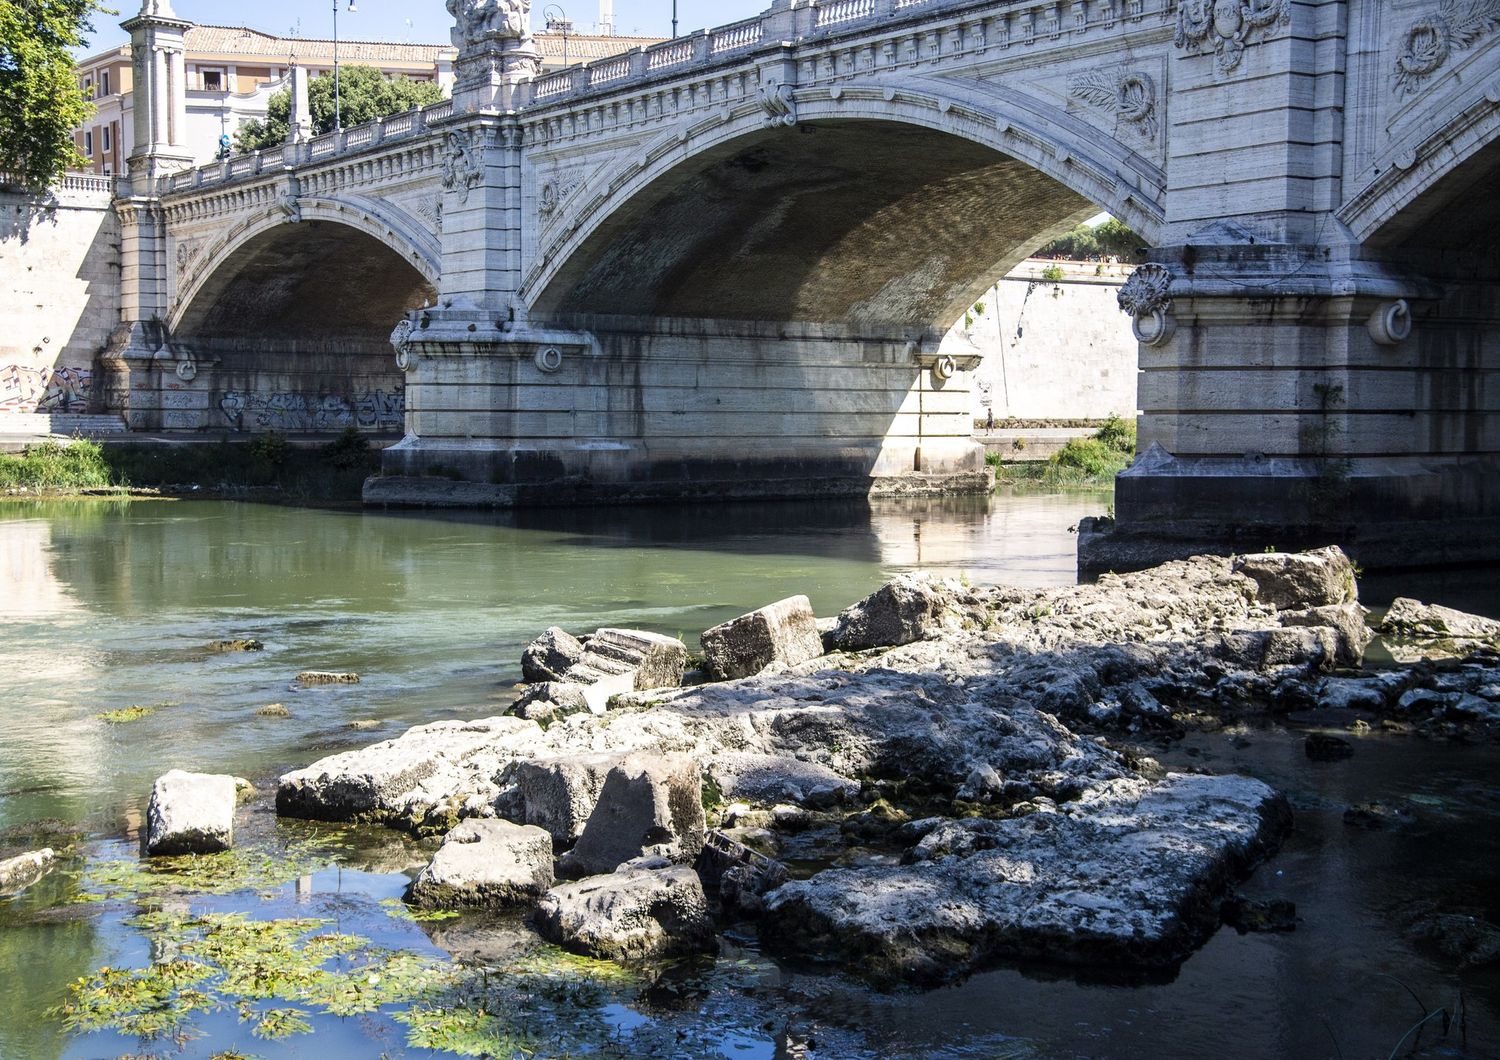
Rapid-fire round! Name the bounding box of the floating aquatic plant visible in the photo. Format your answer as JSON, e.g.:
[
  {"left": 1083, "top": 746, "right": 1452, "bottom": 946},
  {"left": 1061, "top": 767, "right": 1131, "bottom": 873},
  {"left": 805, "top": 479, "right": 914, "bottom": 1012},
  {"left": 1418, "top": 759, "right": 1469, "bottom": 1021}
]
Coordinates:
[
  {"left": 96, "top": 704, "right": 170, "bottom": 724},
  {"left": 379, "top": 897, "right": 460, "bottom": 923},
  {"left": 75, "top": 840, "right": 335, "bottom": 903}
]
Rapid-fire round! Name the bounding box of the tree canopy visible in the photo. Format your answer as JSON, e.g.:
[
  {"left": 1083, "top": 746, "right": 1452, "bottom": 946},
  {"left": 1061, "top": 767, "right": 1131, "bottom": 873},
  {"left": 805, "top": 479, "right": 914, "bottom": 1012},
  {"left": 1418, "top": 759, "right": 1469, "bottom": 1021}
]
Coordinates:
[
  {"left": 234, "top": 66, "right": 445, "bottom": 154},
  {"left": 0, "top": 0, "right": 103, "bottom": 189},
  {"left": 1035, "top": 218, "right": 1143, "bottom": 261}
]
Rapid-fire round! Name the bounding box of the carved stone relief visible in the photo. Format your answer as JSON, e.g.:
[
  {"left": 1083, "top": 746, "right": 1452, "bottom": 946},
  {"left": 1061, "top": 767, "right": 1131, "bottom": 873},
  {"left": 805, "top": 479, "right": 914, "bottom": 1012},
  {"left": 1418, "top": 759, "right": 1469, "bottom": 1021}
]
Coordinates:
[
  {"left": 1118, "top": 263, "right": 1176, "bottom": 347},
  {"left": 1394, "top": 1, "right": 1500, "bottom": 98},
  {"left": 1175, "top": 0, "right": 1290, "bottom": 75},
  {"left": 1069, "top": 70, "right": 1158, "bottom": 140},
  {"left": 441, "top": 130, "right": 484, "bottom": 205}
]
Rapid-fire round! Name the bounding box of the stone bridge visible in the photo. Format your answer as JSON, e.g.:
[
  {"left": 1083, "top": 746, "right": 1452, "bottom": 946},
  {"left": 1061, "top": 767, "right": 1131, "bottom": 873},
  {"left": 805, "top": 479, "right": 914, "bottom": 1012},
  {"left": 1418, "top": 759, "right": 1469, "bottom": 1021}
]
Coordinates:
[{"left": 108, "top": 0, "right": 1500, "bottom": 571}]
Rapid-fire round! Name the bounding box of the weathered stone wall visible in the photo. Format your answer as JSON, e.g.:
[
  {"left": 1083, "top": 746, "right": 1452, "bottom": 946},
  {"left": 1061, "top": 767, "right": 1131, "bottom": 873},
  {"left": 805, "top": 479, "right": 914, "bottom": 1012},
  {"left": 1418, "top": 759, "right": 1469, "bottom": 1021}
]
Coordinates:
[
  {"left": 941, "top": 259, "right": 1138, "bottom": 422},
  {"left": 0, "top": 182, "right": 118, "bottom": 414},
  {"left": 119, "top": 341, "right": 406, "bottom": 434}
]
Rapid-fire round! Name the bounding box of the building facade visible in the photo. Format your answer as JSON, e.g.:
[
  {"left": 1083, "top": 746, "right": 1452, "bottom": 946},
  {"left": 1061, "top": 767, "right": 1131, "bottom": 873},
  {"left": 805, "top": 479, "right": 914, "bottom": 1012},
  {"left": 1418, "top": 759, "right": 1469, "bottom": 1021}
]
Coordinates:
[{"left": 73, "top": 24, "right": 658, "bottom": 173}]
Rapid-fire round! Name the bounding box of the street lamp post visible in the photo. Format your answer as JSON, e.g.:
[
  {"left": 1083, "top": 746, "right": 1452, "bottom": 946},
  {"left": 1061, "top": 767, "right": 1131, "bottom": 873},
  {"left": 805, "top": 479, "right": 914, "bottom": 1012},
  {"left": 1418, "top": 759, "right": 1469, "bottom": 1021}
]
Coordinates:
[
  {"left": 672, "top": 1, "right": 678, "bottom": 38},
  {"left": 332, "top": 0, "right": 357, "bottom": 131},
  {"left": 544, "top": 5, "right": 569, "bottom": 67}
]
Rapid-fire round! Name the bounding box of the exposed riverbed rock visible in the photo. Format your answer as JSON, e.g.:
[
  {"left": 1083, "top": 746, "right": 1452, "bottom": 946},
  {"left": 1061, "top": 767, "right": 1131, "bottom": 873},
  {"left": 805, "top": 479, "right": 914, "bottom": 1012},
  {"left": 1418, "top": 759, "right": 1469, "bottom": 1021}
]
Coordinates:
[
  {"left": 407, "top": 819, "right": 555, "bottom": 909},
  {"left": 761, "top": 773, "right": 1291, "bottom": 984},
  {"left": 509, "top": 682, "right": 592, "bottom": 725},
  {"left": 828, "top": 575, "right": 952, "bottom": 650},
  {"left": 277, "top": 717, "right": 544, "bottom": 835},
  {"left": 700, "top": 596, "right": 824, "bottom": 679},
  {"left": 521, "top": 627, "right": 586, "bottom": 683},
  {"left": 564, "top": 628, "right": 688, "bottom": 692},
  {"left": 536, "top": 864, "right": 718, "bottom": 960},
  {"left": 1232, "top": 547, "right": 1358, "bottom": 610},
  {"left": 296, "top": 671, "right": 360, "bottom": 686},
  {"left": 0, "top": 848, "right": 57, "bottom": 895},
  {"left": 147, "top": 771, "right": 238, "bottom": 856},
  {"left": 501, "top": 754, "right": 618, "bottom": 849},
  {"left": 1381, "top": 598, "right": 1500, "bottom": 642},
  {"left": 558, "top": 754, "right": 707, "bottom": 877}
]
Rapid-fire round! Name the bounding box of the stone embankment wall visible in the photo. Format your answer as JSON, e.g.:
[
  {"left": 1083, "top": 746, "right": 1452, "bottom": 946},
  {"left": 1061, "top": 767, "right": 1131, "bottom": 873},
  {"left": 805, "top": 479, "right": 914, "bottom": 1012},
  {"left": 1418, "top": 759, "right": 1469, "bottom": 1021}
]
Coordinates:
[
  {"left": 0, "top": 179, "right": 119, "bottom": 415},
  {"left": 941, "top": 259, "right": 1138, "bottom": 423}
]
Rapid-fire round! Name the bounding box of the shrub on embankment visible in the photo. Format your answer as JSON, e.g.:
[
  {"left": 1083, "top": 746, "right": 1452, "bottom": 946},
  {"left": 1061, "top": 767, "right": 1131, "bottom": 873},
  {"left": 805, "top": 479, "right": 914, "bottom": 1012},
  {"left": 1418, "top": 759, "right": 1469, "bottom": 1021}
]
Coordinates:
[
  {"left": 0, "top": 431, "right": 381, "bottom": 502},
  {"left": 993, "top": 416, "right": 1136, "bottom": 488}
]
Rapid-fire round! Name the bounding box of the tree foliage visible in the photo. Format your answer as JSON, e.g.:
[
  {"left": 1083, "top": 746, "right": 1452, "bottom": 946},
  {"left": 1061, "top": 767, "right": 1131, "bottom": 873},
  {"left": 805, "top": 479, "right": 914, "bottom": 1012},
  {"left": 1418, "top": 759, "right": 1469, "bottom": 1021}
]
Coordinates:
[
  {"left": 234, "top": 66, "right": 444, "bottom": 153},
  {"left": 1036, "top": 218, "right": 1143, "bottom": 261},
  {"left": 0, "top": 0, "right": 103, "bottom": 189}
]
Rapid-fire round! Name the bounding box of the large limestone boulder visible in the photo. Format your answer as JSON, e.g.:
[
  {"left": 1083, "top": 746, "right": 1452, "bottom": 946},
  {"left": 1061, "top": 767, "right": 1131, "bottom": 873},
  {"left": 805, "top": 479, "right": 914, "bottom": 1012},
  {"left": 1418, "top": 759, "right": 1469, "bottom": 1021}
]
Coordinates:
[
  {"left": 1381, "top": 598, "right": 1500, "bottom": 641},
  {"left": 521, "top": 627, "right": 585, "bottom": 683},
  {"left": 1279, "top": 603, "right": 1372, "bottom": 667},
  {"left": 276, "top": 716, "right": 544, "bottom": 835},
  {"left": 1232, "top": 547, "right": 1358, "bottom": 610},
  {"left": 700, "top": 596, "right": 824, "bottom": 680},
  {"left": 761, "top": 773, "right": 1290, "bottom": 984},
  {"left": 406, "top": 819, "right": 554, "bottom": 909},
  {"left": 558, "top": 754, "right": 706, "bottom": 878},
  {"left": 503, "top": 754, "right": 619, "bottom": 849},
  {"left": 535, "top": 864, "right": 718, "bottom": 960},
  {"left": 147, "top": 771, "right": 238, "bottom": 856},
  {"left": 827, "top": 576, "right": 950, "bottom": 651},
  {"left": 565, "top": 628, "right": 687, "bottom": 691},
  {"left": 0, "top": 849, "right": 57, "bottom": 895}
]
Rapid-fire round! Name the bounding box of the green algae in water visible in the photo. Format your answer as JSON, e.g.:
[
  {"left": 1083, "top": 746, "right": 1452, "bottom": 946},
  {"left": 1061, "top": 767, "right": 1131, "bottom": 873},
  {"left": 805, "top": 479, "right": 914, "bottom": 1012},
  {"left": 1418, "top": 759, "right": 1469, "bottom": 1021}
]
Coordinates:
[
  {"left": 379, "top": 897, "right": 460, "bottom": 923},
  {"left": 75, "top": 840, "right": 337, "bottom": 902},
  {"left": 96, "top": 703, "right": 175, "bottom": 724}
]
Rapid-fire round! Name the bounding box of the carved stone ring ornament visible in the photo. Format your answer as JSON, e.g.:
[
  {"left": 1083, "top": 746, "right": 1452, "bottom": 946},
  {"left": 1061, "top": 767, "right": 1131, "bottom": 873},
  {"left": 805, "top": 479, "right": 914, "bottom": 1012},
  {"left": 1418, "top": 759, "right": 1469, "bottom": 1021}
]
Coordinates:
[
  {"left": 1175, "top": 0, "right": 1290, "bottom": 75},
  {"left": 390, "top": 320, "right": 417, "bottom": 372},
  {"left": 1367, "top": 300, "right": 1414, "bottom": 347},
  {"left": 932, "top": 355, "right": 958, "bottom": 384},
  {"left": 535, "top": 347, "right": 564, "bottom": 373},
  {"left": 1394, "top": 2, "right": 1500, "bottom": 99},
  {"left": 1118, "top": 263, "right": 1177, "bottom": 348},
  {"left": 175, "top": 360, "right": 197, "bottom": 382},
  {"left": 1069, "top": 70, "right": 1158, "bottom": 140}
]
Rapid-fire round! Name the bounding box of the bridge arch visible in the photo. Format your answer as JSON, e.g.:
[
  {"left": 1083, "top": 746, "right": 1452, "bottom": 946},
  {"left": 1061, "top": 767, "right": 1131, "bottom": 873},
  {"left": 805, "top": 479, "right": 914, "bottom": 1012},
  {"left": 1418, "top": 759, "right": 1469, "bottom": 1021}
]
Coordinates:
[
  {"left": 170, "top": 198, "right": 439, "bottom": 337},
  {"left": 524, "top": 86, "right": 1164, "bottom": 330}
]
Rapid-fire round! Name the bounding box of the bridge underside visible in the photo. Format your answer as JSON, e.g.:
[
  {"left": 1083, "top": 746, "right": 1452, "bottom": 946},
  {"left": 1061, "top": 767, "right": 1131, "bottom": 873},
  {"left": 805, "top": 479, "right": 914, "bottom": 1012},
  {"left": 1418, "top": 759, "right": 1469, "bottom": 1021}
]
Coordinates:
[
  {"left": 116, "top": 224, "right": 434, "bottom": 434},
  {"left": 372, "top": 120, "right": 1114, "bottom": 506}
]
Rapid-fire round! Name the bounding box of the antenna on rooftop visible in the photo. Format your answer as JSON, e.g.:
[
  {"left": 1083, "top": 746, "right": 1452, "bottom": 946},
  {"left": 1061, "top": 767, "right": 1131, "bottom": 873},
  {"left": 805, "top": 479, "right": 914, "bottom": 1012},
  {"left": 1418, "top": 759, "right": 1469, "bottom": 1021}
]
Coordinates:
[{"left": 599, "top": 0, "right": 614, "bottom": 35}]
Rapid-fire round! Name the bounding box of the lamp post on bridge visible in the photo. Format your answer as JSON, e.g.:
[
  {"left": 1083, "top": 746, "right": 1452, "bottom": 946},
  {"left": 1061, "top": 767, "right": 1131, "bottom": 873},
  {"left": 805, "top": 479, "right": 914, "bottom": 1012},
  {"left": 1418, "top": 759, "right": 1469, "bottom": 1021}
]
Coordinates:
[
  {"left": 544, "top": 4, "right": 569, "bottom": 67},
  {"left": 332, "top": 0, "right": 357, "bottom": 131},
  {"left": 672, "top": 1, "right": 678, "bottom": 38}
]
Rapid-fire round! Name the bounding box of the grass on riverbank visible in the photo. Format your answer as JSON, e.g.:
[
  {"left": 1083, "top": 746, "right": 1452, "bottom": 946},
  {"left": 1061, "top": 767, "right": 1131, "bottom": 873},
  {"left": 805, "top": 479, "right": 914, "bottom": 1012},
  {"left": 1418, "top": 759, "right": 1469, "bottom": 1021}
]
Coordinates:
[
  {"left": 991, "top": 416, "right": 1136, "bottom": 488},
  {"left": 0, "top": 431, "right": 381, "bottom": 503}
]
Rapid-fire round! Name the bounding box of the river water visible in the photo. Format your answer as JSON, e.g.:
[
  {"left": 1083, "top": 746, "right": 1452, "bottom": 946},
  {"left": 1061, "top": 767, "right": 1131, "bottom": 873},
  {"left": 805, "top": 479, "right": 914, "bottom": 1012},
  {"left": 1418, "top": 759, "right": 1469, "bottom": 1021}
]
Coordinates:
[{"left": 1, "top": 493, "right": 1498, "bottom": 1058}]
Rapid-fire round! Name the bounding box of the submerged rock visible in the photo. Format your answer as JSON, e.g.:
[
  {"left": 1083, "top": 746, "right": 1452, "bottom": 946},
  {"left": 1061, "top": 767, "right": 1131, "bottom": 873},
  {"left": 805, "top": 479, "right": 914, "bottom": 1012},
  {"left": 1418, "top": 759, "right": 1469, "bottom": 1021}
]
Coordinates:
[
  {"left": 1411, "top": 913, "right": 1500, "bottom": 967},
  {"left": 1304, "top": 733, "right": 1355, "bottom": 762},
  {"left": 407, "top": 819, "right": 554, "bottom": 909},
  {"left": 700, "top": 596, "right": 824, "bottom": 680},
  {"left": 296, "top": 671, "right": 360, "bottom": 686},
  {"left": 206, "top": 639, "right": 264, "bottom": 654},
  {"left": 521, "top": 626, "right": 586, "bottom": 683},
  {"left": 147, "top": 771, "right": 237, "bottom": 856},
  {"left": 0, "top": 848, "right": 57, "bottom": 895},
  {"left": 761, "top": 774, "right": 1291, "bottom": 984},
  {"left": 1221, "top": 896, "right": 1297, "bottom": 934},
  {"left": 559, "top": 754, "right": 706, "bottom": 878},
  {"left": 536, "top": 865, "right": 718, "bottom": 960}
]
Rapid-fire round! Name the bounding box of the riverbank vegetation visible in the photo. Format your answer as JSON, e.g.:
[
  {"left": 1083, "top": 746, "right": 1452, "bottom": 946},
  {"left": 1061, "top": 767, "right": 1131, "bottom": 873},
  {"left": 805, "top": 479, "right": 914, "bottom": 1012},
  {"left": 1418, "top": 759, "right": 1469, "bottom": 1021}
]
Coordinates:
[
  {"left": 0, "top": 431, "right": 380, "bottom": 503},
  {"left": 990, "top": 416, "right": 1136, "bottom": 488}
]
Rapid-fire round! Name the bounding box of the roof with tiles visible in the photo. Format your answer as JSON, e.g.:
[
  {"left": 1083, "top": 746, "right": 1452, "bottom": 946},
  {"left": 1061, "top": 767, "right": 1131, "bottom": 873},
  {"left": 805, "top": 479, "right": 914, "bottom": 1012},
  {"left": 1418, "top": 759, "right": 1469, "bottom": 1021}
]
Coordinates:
[{"left": 180, "top": 25, "right": 662, "bottom": 67}]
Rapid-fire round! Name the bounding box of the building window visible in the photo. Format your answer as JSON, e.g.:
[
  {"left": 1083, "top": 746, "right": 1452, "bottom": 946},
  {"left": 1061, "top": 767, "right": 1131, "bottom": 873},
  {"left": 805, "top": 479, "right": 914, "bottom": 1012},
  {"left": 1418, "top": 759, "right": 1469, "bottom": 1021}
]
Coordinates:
[
  {"left": 83, "top": 79, "right": 94, "bottom": 98},
  {"left": 201, "top": 69, "right": 224, "bottom": 91},
  {"left": 102, "top": 125, "right": 111, "bottom": 152},
  {"left": 84, "top": 130, "right": 93, "bottom": 155},
  {"left": 101, "top": 70, "right": 110, "bottom": 95}
]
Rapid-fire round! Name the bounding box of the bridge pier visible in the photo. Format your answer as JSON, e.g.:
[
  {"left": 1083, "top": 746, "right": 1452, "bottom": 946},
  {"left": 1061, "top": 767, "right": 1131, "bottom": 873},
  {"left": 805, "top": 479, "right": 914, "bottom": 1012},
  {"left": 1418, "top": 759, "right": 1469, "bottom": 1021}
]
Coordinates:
[
  {"left": 369, "top": 310, "right": 990, "bottom": 507},
  {"left": 1080, "top": 242, "right": 1498, "bottom": 575}
]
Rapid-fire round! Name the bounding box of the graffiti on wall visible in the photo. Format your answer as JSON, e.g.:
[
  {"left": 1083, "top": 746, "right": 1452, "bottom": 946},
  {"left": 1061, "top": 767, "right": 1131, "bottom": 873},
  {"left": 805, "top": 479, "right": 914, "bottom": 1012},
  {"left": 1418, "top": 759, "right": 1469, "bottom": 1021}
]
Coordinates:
[
  {"left": 1, "top": 365, "right": 91, "bottom": 413},
  {"left": 218, "top": 388, "right": 405, "bottom": 432}
]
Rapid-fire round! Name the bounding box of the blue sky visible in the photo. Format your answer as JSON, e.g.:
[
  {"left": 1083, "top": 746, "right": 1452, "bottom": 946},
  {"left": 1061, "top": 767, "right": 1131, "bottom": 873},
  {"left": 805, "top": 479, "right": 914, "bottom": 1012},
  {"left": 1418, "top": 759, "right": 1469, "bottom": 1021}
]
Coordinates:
[{"left": 83, "top": 1, "right": 771, "bottom": 54}]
